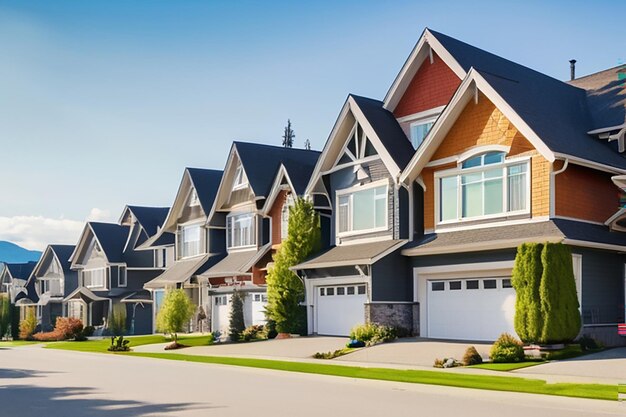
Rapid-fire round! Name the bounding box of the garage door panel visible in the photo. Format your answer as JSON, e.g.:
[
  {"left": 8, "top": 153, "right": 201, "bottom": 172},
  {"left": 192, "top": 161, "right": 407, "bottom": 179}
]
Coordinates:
[
  {"left": 316, "top": 284, "right": 366, "bottom": 336},
  {"left": 428, "top": 278, "right": 516, "bottom": 341}
]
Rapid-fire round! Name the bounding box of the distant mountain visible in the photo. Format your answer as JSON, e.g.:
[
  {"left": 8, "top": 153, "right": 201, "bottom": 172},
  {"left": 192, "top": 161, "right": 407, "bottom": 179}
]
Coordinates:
[{"left": 0, "top": 241, "right": 41, "bottom": 263}]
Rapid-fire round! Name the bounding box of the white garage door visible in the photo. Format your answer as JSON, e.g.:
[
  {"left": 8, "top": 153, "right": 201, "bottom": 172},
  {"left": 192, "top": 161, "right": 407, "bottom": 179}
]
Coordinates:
[
  {"left": 316, "top": 284, "right": 367, "bottom": 336},
  {"left": 212, "top": 295, "right": 230, "bottom": 335},
  {"left": 428, "top": 277, "right": 516, "bottom": 341}
]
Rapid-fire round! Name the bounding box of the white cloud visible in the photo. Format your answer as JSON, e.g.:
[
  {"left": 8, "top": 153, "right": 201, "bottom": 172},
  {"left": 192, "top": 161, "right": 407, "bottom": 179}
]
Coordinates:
[{"left": 0, "top": 208, "right": 113, "bottom": 251}]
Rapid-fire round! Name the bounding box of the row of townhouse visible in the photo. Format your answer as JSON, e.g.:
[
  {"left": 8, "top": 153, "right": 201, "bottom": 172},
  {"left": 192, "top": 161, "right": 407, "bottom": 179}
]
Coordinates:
[{"left": 2, "top": 28, "right": 625, "bottom": 344}]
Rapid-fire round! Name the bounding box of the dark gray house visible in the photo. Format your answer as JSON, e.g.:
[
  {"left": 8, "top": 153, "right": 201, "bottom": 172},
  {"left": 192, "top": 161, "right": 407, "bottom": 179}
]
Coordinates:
[
  {"left": 66, "top": 206, "right": 169, "bottom": 335},
  {"left": 0, "top": 261, "right": 38, "bottom": 322},
  {"left": 201, "top": 142, "right": 320, "bottom": 336},
  {"left": 141, "top": 168, "right": 224, "bottom": 333},
  {"left": 293, "top": 96, "right": 416, "bottom": 336},
  {"left": 27, "top": 245, "right": 78, "bottom": 331}
]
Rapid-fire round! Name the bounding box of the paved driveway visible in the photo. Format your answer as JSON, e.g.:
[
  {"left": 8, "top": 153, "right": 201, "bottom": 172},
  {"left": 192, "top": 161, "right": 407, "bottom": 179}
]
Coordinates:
[
  {"left": 516, "top": 347, "right": 626, "bottom": 381},
  {"left": 337, "top": 337, "right": 492, "bottom": 367},
  {"left": 134, "top": 336, "right": 347, "bottom": 359}
]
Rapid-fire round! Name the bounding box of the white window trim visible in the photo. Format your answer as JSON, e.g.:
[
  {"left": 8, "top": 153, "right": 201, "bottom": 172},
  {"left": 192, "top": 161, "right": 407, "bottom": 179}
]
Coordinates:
[
  {"left": 434, "top": 155, "right": 531, "bottom": 226},
  {"left": 226, "top": 212, "right": 257, "bottom": 250},
  {"left": 396, "top": 106, "right": 446, "bottom": 124},
  {"left": 409, "top": 115, "right": 438, "bottom": 147},
  {"left": 83, "top": 267, "right": 108, "bottom": 290},
  {"left": 335, "top": 179, "right": 389, "bottom": 238},
  {"left": 177, "top": 221, "right": 206, "bottom": 259},
  {"left": 118, "top": 266, "right": 127, "bottom": 288}
]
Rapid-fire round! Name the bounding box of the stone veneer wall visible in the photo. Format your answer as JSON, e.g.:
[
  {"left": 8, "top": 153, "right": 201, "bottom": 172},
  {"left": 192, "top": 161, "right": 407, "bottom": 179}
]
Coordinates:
[{"left": 365, "top": 302, "right": 420, "bottom": 336}]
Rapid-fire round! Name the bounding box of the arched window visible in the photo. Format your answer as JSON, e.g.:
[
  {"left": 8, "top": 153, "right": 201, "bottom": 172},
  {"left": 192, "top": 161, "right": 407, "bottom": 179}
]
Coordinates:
[{"left": 437, "top": 151, "right": 529, "bottom": 223}]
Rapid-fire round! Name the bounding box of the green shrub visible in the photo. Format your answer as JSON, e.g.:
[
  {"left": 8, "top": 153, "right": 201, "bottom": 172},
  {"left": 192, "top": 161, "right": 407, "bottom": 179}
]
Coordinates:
[
  {"left": 263, "top": 320, "right": 278, "bottom": 339},
  {"left": 32, "top": 317, "right": 84, "bottom": 341},
  {"left": 0, "top": 295, "right": 10, "bottom": 339},
  {"left": 349, "top": 322, "right": 397, "bottom": 346},
  {"left": 19, "top": 311, "right": 37, "bottom": 340},
  {"left": 240, "top": 324, "right": 265, "bottom": 342},
  {"left": 462, "top": 346, "right": 483, "bottom": 366},
  {"left": 82, "top": 326, "right": 95, "bottom": 337},
  {"left": 490, "top": 333, "right": 525, "bottom": 363},
  {"left": 108, "top": 304, "right": 127, "bottom": 336},
  {"left": 512, "top": 243, "right": 544, "bottom": 343},
  {"left": 108, "top": 335, "right": 130, "bottom": 352},
  {"left": 228, "top": 291, "right": 246, "bottom": 342}
]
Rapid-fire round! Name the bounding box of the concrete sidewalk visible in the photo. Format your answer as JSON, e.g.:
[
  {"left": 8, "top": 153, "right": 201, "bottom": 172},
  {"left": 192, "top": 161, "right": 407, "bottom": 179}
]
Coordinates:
[{"left": 132, "top": 336, "right": 625, "bottom": 385}]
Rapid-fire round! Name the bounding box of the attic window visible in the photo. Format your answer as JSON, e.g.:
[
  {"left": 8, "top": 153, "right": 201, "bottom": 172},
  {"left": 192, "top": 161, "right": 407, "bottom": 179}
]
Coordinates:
[
  {"left": 409, "top": 116, "right": 437, "bottom": 149},
  {"left": 189, "top": 189, "right": 200, "bottom": 207},
  {"left": 232, "top": 164, "right": 248, "bottom": 190}
]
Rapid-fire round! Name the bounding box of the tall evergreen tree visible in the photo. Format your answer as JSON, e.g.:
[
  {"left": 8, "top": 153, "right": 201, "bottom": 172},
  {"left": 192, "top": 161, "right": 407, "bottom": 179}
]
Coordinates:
[
  {"left": 539, "top": 243, "right": 581, "bottom": 343},
  {"left": 282, "top": 119, "right": 295, "bottom": 148},
  {"left": 228, "top": 290, "right": 246, "bottom": 341},
  {"left": 304, "top": 139, "right": 311, "bottom": 150},
  {"left": 511, "top": 243, "right": 544, "bottom": 343},
  {"left": 266, "top": 198, "right": 321, "bottom": 334}
]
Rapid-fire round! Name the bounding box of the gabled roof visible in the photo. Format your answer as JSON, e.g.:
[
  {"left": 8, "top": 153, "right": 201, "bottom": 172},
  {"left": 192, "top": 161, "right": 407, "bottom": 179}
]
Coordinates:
[
  {"left": 5, "top": 262, "right": 37, "bottom": 280},
  {"left": 124, "top": 206, "right": 170, "bottom": 237},
  {"left": 186, "top": 168, "right": 223, "bottom": 214},
  {"left": 30, "top": 244, "right": 75, "bottom": 282},
  {"left": 87, "top": 222, "right": 130, "bottom": 264},
  {"left": 390, "top": 29, "right": 626, "bottom": 178},
  {"left": 568, "top": 65, "right": 626, "bottom": 131},
  {"left": 234, "top": 142, "right": 320, "bottom": 198},
  {"left": 350, "top": 95, "right": 415, "bottom": 170}
]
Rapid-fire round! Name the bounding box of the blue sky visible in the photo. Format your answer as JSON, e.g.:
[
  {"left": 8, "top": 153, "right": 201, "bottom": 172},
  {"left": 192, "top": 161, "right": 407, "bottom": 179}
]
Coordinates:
[{"left": 0, "top": 0, "right": 624, "bottom": 249}]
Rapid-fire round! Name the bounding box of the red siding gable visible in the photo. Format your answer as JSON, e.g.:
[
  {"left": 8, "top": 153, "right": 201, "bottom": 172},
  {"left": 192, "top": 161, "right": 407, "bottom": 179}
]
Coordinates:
[{"left": 393, "top": 52, "right": 461, "bottom": 118}]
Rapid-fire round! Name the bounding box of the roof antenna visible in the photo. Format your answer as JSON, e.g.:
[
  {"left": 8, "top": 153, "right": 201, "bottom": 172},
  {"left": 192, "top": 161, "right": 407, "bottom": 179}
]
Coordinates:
[{"left": 569, "top": 59, "right": 577, "bottom": 81}]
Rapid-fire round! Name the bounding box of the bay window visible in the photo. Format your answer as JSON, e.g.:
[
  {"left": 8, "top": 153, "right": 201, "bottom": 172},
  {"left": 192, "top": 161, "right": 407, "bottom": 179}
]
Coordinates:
[
  {"left": 437, "top": 152, "right": 529, "bottom": 223},
  {"left": 227, "top": 213, "right": 256, "bottom": 249},
  {"left": 178, "top": 224, "right": 203, "bottom": 258},
  {"left": 337, "top": 183, "right": 388, "bottom": 235}
]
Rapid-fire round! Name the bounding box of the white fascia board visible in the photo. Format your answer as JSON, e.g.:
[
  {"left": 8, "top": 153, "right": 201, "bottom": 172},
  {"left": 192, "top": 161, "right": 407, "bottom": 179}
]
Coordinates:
[
  {"left": 261, "top": 164, "right": 297, "bottom": 215},
  {"left": 552, "top": 153, "right": 626, "bottom": 175},
  {"left": 563, "top": 239, "right": 626, "bottom": 253},
  {"left": 206, "top": 146, "right": 239, "bottom": 224},
  {"left": 348, "top": 96, "right": 401, "bottom": 180},
  {"left": 304, "top": 98, "right": 351, "bottom": 197},
  {"left": 68, "top": 224, "right": 93, "bottom": 266}
]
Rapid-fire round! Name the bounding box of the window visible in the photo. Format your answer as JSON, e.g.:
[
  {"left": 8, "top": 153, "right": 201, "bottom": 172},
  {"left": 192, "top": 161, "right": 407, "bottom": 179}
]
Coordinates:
[
  {"left": 347, "top": 286, "right": 355, "bottom": 295},
  {"left": 483, "top": 279, "right": 497, "bottom": 289},
  {"left": 337, "top": 183, "right": 388, "bottom": 235},
  {"left": 232, "top": 165, "right": 248, "bottom": 190},
  {"left": 357, "top": 285, "right": 366, "bottom": 295},
  {"left": 326, "top": 287, "right": 335, "bottom": 296},
  {"left": 466, "top": 280, "right": 479, "bottom": 290},
  {"left": 410, "top": 118, "right": 436, "bottom": 149},
  {"left": 449, "top": 281, "right": 462, "bottom": 290},
  {"left": 227, "top": 213, "right": 256, "bottom": 249},
  {"left": 438, "top": 152, "right": 529, "bottom": 223},
  {"left": 320, "top": 288, "right": 325, "bottom": 296},
  {"left": 431, "top": 282, "right": 445, "bottom": 291},
  {"left": 502, "top": 279, "right": 513, "bottom": 288},
  {"left": 281, "top": 194, "right": 295, "bottom": 241},
  {"left": 215, "top": 295, "right": 228, "bottom": 306},
  {"left": 118, "top": 266, "right": 127, "bottom": 287},
  {"left": 83, "top": 268, "right": 106, "bottom": 289},
  {"left": 337, "top": 287, "right": 345, "bottom": 295},
  {"left": 179, "top": 224, "right": 203, "bottom": 258}
]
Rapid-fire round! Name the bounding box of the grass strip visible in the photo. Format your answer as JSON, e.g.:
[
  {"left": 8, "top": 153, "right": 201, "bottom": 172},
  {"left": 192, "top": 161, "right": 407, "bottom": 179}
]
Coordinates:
[
  {"left": 127, "top": 352, "right": 617, "bottom": 401},
  {"left": 45, "top": 335, "right": 213, "bottom": 353},
  {"left": 469, "top": 362, "right": 543, "bottom": 371},
  {"left": 0, "top": 340, "right": 41, "bottom": 347}
]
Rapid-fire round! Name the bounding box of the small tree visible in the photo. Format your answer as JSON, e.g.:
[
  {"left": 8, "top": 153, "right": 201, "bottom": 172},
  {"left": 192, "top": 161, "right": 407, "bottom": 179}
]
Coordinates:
[
  {"left": 156, "top": 289, "right": 195, "bottom": 343},
  {"left": 0, "top": 295, "right": 10, "bottom": 340},
  {"left": 266, "top": 198, "right": 321, "bottom": 334},
  {"left": 511, "top": 243, "right": 544, "bottom": 343},
  {"left": 539, "top": 243, "right": 581, "bottom": 343},
  {"left": 19, "top": 311, "right": 37, "bottom": 340},
  {"left": 108, "top": 304, "right": 127, "bottom": 336},
  {"left": 228, "top": 290, "right": 246, "bottom": 341},
  {"left": 282, "top": 119, "right": 295, "bottom": 148}
]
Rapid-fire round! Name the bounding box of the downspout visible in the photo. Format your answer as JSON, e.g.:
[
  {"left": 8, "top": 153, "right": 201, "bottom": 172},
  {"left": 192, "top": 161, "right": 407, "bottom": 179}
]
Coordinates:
[{"left": 550, "top": 159, "right": 569, "bottom": 218}]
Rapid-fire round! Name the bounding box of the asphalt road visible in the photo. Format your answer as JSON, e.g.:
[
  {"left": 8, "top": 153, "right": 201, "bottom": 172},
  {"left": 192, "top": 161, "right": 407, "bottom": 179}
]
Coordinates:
[{"left": 0, "top": 345, "right": 623, "bottom": 417}]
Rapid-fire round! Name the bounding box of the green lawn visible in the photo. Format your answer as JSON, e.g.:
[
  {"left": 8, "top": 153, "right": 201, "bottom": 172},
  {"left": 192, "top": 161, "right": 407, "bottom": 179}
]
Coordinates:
[
  {"left": 127, "top": 352, "right": 617, "bottom": 401},
  {"left": 469, "top": 362, "right": 543, "bottom": 371},
  {"left": 0, "top": 340, "right": 41, "bottom": 347},
  {"left": 45, "top": 334, "right": 214, "bottom": 353}
]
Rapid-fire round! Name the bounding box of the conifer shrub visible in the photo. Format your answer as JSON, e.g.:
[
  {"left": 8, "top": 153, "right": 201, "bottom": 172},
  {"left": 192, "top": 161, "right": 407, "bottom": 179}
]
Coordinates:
[
  {"left": 490, "top": 333, "right": 525, "bottom": 363},
  {"left": 462, "top": 346, "right": 483, "bottom": 366},
  {"left": 228, "top": 290, "right": 246, "bottom": 342}
]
